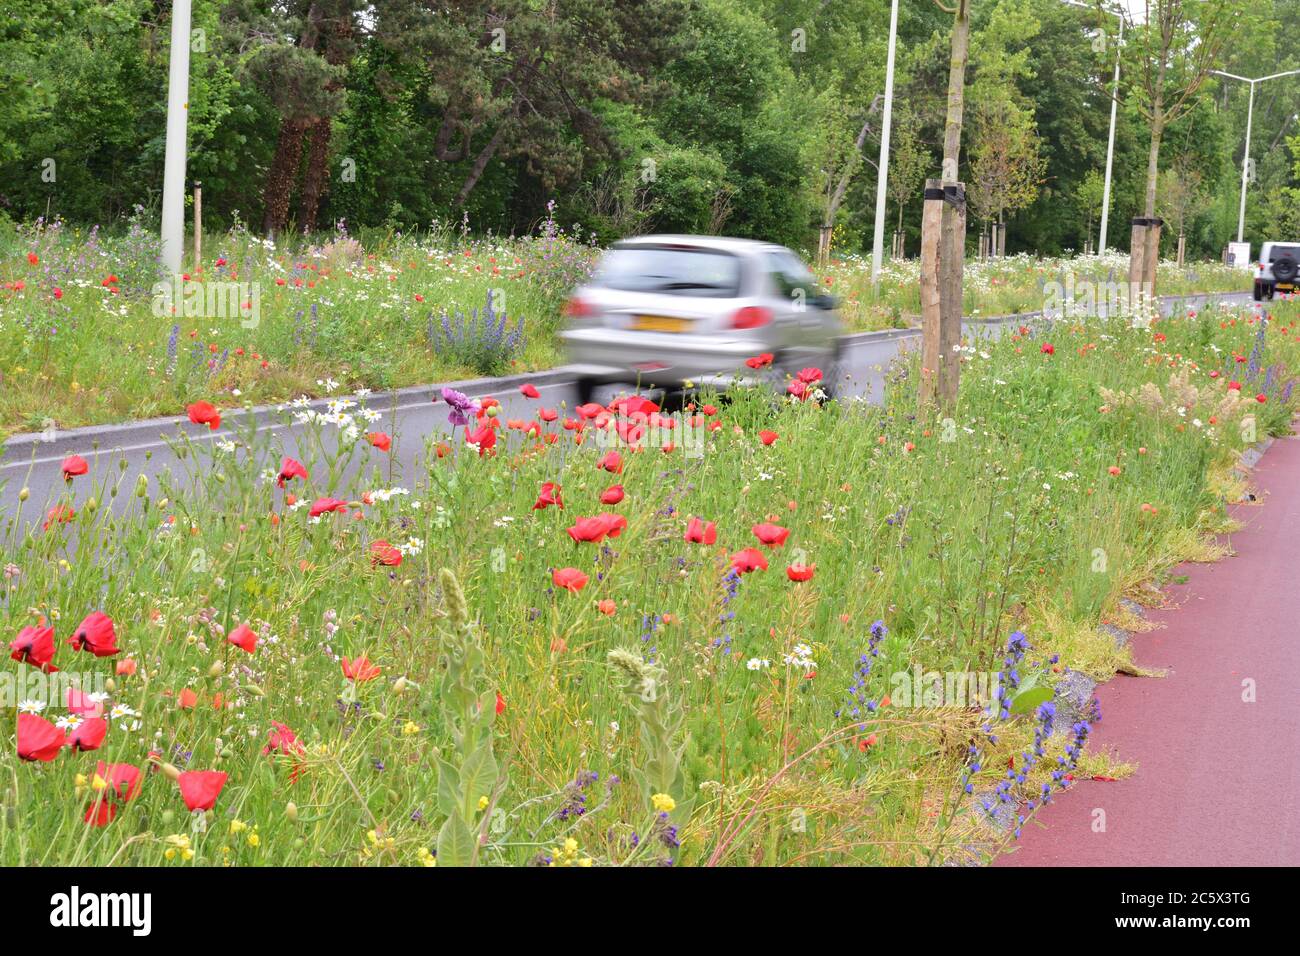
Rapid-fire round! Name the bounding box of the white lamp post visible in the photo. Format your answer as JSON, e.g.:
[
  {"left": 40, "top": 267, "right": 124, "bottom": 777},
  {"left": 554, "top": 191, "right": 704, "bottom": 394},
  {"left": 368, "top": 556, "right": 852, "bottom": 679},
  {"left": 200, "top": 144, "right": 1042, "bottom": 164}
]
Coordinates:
[
  {"left": 160, "top": 0, "right": 192, "bottom": 276},
  {"left": 870, "top": 0, "right": 900, "bottom": 286},
  {"left": 1211, "top": 69, "right": 1300, "bottom": 244}
]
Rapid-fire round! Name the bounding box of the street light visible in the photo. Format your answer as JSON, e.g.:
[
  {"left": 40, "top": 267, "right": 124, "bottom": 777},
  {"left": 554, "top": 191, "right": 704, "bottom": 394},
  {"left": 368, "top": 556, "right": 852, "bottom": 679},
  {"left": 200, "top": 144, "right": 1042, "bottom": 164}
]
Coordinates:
[
  {"left": 160, "top": 0, "right": 192, "bottom": 276},
  {"left": 1210, "top": 68, "right": 1300, "bottom": 244},
  {"left": 1062, "top": 0, "right": 1123, "bottom": 255},
  {"left": 870, "top": 0, "right": 900, "bottom": 286}
]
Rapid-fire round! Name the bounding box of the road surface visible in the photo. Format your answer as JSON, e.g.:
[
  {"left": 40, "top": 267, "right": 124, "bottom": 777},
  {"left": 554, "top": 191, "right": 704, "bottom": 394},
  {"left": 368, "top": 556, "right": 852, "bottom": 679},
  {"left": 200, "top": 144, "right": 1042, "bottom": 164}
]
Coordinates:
[{"left": 0, "top": 291, "right": 1249, "bottom": 528}]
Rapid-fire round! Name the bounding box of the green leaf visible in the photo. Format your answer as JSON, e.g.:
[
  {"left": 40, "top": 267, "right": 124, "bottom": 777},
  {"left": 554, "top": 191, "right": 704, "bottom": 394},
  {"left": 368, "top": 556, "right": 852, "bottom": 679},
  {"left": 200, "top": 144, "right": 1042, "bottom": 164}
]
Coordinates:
[
  {"left": 436, "top": 813, "right": 476, "bottom": 868},
  {"left": 1009, "top": 685, "right": 1053, "bottom": 716},
  {"left": 436, "top": 758, "right": 461, "bottom": 819},
  {"left": 459, "top": 743, "right": 499, "bottom": 817}
]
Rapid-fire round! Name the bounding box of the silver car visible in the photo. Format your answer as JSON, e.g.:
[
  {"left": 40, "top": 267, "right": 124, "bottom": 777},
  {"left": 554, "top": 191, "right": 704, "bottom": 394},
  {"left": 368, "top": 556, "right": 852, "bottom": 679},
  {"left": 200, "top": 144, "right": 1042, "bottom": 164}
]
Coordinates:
[{"left": 559, "top": 235, "right": 841, "bottom": 403}]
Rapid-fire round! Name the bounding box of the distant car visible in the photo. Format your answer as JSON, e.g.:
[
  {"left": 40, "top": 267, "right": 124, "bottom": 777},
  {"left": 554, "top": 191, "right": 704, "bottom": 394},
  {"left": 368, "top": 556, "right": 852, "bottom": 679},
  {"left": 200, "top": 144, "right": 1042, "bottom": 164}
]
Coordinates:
[
  {"left": 559, "top": 235, "right": 842, "bottom": 405},
  {"left": 1253, "top": 241, "right": 1300, "bottom": 300}
]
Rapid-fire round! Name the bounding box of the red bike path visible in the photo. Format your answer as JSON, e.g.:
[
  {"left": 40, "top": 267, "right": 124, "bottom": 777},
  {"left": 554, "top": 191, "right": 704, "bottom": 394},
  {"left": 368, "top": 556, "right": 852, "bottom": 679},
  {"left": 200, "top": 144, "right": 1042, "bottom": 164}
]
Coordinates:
[{"left": 996, "top": 435, "right": 1300, "bottom": 867}]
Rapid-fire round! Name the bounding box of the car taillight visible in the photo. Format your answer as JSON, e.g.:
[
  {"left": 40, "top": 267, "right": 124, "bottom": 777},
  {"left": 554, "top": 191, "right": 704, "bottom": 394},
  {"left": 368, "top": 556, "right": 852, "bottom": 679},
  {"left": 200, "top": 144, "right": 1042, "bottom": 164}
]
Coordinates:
[
  {"left": 565, "top": 297, "right": 594, "bottom": 318},
  {"left": 730, "top": 306, "right": 772, "bottom": 329}
]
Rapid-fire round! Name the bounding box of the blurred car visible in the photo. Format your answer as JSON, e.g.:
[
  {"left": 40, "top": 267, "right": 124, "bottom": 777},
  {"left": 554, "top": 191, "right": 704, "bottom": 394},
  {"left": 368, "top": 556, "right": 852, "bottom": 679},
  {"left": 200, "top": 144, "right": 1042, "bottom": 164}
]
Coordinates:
[
  {"left": 1254, "top": 241, "right": 1300, "bottom": 301},
  {"left": 559, "top": 235, "right": 841, "bottom": 404}
]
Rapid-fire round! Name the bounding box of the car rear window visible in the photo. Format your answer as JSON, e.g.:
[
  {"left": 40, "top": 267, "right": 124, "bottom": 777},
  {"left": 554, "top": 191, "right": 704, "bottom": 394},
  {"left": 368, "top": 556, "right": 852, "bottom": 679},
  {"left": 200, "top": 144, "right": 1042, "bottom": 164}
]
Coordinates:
[
  {"left": 591, "top": 246, "right": 742, "bottom": 297},
  {"left": 1268, "top": 245, "right": 1300, "bottom": 261}
]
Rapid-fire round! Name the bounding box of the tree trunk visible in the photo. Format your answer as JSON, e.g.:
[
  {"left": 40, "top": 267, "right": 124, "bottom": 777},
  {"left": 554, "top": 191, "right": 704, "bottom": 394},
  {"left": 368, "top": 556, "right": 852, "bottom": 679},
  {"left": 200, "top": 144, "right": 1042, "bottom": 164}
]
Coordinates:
[
  {"left": 263, "top": 119, "right": 310, "bottom": 237},
  {"left": 941, "top": 1, "right": 971, "bottom": 181},
  {"left": 299, "top": 118, "right": 333, "bottom": 233}
]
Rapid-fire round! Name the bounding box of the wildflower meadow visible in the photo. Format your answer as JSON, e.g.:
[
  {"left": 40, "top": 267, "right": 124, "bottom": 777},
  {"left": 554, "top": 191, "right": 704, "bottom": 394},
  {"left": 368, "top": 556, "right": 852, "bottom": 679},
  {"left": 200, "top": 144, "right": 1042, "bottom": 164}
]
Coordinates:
[{"left": 2, "top": 287, "right": 1293, "bottom": 866}]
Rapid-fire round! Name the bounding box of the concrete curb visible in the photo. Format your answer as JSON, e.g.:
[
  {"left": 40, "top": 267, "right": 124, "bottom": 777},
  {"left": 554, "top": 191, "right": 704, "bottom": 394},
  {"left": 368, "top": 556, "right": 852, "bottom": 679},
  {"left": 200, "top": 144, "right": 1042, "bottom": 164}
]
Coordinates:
[{"left": 0, "top": 289, "right": 1254, "bottom": 459}]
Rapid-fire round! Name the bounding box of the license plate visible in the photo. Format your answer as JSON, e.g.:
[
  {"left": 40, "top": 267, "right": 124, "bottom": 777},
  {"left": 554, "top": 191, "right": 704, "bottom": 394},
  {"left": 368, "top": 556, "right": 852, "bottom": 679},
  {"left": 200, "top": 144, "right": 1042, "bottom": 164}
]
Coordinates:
[
  {"left": 632, "top": 315, "right": 690, "bottom": 333},
  {"left": 1279, "top": 283, "right": 1294, "bottom": 291}
]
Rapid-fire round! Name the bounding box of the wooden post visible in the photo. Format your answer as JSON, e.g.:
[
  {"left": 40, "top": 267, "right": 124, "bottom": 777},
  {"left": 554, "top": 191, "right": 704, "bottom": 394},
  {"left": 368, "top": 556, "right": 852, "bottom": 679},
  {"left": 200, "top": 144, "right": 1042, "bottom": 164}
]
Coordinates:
[
  {"left": 1129, "top": 216, "right": 1163, "bottom": 305},
  {"left": 817, "top": 224, "right": 833, "bottom": 266},
  {"left": 1128, "top": 217, "right": 1147, "bottom": 306},
  {"left": 1176, "top": 232, "right": 1185, "bottom": 268},
  {"left": 920, "top": 179, "right": 964, "bottom": 412},
  {"left": 193, "top": 182, "right": 202, "bottom": 273}
]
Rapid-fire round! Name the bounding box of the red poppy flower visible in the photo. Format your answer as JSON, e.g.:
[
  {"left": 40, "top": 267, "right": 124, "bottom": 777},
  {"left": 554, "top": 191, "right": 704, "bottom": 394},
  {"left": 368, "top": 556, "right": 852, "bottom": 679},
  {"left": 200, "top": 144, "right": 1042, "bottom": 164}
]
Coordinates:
[
  {"left": 342, "top": 655, "right": 382, "bottom": 682},
  {"left": 177, "top": 770, "right": 228, "bottom": 812},
  {"left": 1228, "top": 380, "right": 1241, "bottom": 391},
  {"left": 786, "top": 563, "right": 816, "bottom": 582},
  {"left": 177, "top": 688, "right": 199, "bottom": 710},
  {"left": 538, "top": 407, "right": 559, "bottom": 422},
  {"left": 43, "top": 504, "right": 75, "bottom": 531},
  {"left": 751, "top": 523, "right": 790, "bottom": 548},
  {"left": 797, "top": 367, "right": 823, "bottom": 384},
  {"left": 66, "top": 717, "right": 108, "bottom": 752},
  {"left": 730, "top": 547, "right": 769, "bottom": 574},
  {"left": 186, "top": 401, "right": 222, "bottom": 430},
  {"left": 787, "top": 379, "right": 808, "bottom": 400},
  {"left": 262, "top": 721, "right": 305, "bottom": 757},
  {"left": 600, "top": 484, "right": 624, "bottom": 505},
  {"left": 597, "top": 450, "right": 623, "bottom": 473},
  {"left": 576, "top": 403, "right": 605, "bottom": 420},
  {"left": 84, "top": 799, "right": 116, "bottom": 826},
  {"left": 597, "top": 599, "right": 616, "bottom": 616},
  {"left": 520, "top": 383, "right": 541, "bottom": 399},
  {"left": 369, "top": 539, "right": 403, "bottom": 566},
  {"left": 1256, "top": 393, "right": 1267, "bottom": 403},
  {"left": 227, "top": 623, "right": 258, "bottom": 654},
  {"left": 309, "top": 497, "right": 348, "bottom": 518},
  {"left": 277, "top": 457, "right": 308, "bottom": 488},
  {"left": 61, "top": 455, "right": 89, "bottom": 482},
  {"left": 552, "top": 567, "right": 589, "bottom": 592},
  {"left": 67, "top": 611, "right": 119, "bottom": 657},
  {"left": 746, "top": 353, "right": 775, "bottom": 369},
  {"left": 759, "top": 430, "right": 779, "bottom": 446},
  {"left": 611, "top": 395, "right": 659, "bottom": 416},
  {"left": 97, "top": 761, "right": 144, "bottom": 802},
  {"left": 684, "top": 516, "right": 717, "bottom": 545},
  {"left": 366, "top": 432, "right": 392, "bottom": 452},
  {"left": 466, "top": 423, "right": 497, "bottom": 455},
  {"left": 17, "top": 713, "right": 65, "bottom": 761},
  {"left": 10, "top": 624, "right": 58, "bottom": 672},
  {"left": 533, "top": 482, "right": 564, "bottom": 511},
  {"left": 567, "top": 513, "right": 627, "bottom": 543},
  {"left": 26, "top": 252, "right": 38, "bottom": 265},
  {"left": 496, "top": 691, "right": 507, "bottom": 715},
  {"left": 1040, "top": 343, "right": 1055, "bottom": 355}
]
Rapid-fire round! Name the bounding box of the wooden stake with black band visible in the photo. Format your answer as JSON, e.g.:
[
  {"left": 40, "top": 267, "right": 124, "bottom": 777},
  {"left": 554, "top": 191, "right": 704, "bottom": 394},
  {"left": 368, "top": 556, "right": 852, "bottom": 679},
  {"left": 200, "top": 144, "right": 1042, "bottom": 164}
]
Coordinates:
[{"left": 919, "top": 178, "right": 965, "bottom": 412}]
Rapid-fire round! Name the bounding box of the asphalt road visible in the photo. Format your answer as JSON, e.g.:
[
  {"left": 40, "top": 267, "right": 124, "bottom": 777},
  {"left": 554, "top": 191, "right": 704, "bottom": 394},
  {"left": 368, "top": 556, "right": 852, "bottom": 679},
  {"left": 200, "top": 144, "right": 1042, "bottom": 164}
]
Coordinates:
[{"left": 0, "top": 290, "right": 1251, "bottom": 530}]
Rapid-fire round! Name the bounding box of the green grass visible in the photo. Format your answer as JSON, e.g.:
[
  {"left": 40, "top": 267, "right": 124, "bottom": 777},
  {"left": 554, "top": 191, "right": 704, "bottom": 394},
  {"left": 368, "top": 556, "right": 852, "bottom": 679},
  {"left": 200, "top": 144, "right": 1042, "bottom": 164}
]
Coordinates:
[{"left": 2, "top": 296, "right": 1296, "bottom": 866}]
